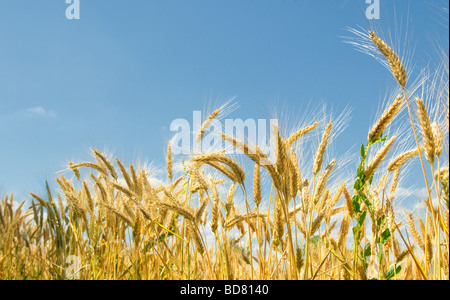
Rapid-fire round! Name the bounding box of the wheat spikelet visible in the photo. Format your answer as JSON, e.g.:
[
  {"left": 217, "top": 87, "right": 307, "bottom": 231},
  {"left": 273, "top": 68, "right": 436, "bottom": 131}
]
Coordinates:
[
  {"left": 317, "top": 189, "right": 330, "bottom": 215},
  {"left": 288, "top": 148, "right": 302, "bottom": 195},
  {"left": 407, "top": 212, "right": 425, "bottom": 252},
  {"left": 286, "top": 122, "right": 319, "bottom": 149},
  {"left": 223, "top": 184, "right": 236, "bottom": 216},
  {"left": 310, "top": 212, "right": 326, "bottom": 236},
  {"left": 210, "top": 182, "right": 220, "bottom": 232},
  {"left": 70, "top": 162, "right": 107, "bottom": 177},
  {"left": 421, "top": 217, "right": 434, "bottom": 264},
  {"left": 416, "top": 98, "right": 436, "bottom": 165},
  {"left": 69, "top": 162, "right": 81, "bottom": 180},
  {"left": 93, "top": 149, "right": 118, "bottom": 180},
  {"left": 57, "top": 194, "right": 66, "bottom": 221},
  {"left": 368, "top": 95, "right": 403, "bottom": 143},
  {"left": 116, "top": 158, "right": 134, "bottom": 190},
  {"left": 313, "top": 159, "right": 336, "bottom": 205},
  {"left": 274, "top": 124, "right": 289, "bottom": 178},
  {"left": 328, "top": 206, "right": 347, "bottom": 217},
  {"left": 166, "top": 141, "right": 173, "bottom": 181},
  {"left": 253, "top": 164, "right": 262, "bottom": 207},
  {"left": 431, "top": 122, "right": 444, "bottom": 158},
  {"left": 111, "top": 182, "right": 135, "bottom": 198},
  {"left": 197, "top": 108, "right": 220, "bottom": 144},
  {"left": 188, "top": 222, "right": 205, "bottom": 254},
  {"left": 364, "top": 136, "right": 396, "bottom": 178},
  {"left": 419, "top": 217, "right": 427, "bottom": 243},
  {"left": 321, "top": 220, "right": 337, "bottom": 240},
  {"left": 426, "top": 212, "right": 435, "bottom": 239},
  {"left": 57, "top": 177, "right": 83, "bottom": 215},
  {"left": 192, "top": 152, "right": 245, "bottom": 184},
  {"left": 313, "top": 121, "right": 332, "bottom": 175},
  {"left": 221, "top": 133, "right": 282, "bottom": 190},
  {"left": 295, "top": 218, "right": 307, "bottom": 238},
  {"left": 152, "top": 201, "right": 195, "bottom": 222},
  {"left": 387, "top": 147, "right": 421, "bottom": 172},
  {"left": 273, "top": 196, "right": 284, "bottom": 246},
  {"left": 337, "top": 214, "right": 350, "bottom": 252},
  {"left": 435, "top": 167, "right": 449, "bottom": 182},
  {"left": 396, "top": 248, "right": 410, "bottom": 266},
  {"left": 195, "top": 193, "right": 209, "bottom": 223},
  {"left": 389, "top": 168, "right": 401, "bottom": 199},
  {"left": 343, "top": 187, "right": 354, "bottom": 217},
  {"left": 170, "top": 175, "right": 184, "bottom": 190},
  {"left": 369, "top": 31, "right": 407, "bottom": 87},
  {"left": 325, "top": 183, "right": 345, "bottom": 216},
  {"left": 189, "top": 163, "right": 209, "bottom": 190},
  {"left": 103, "top": 203, "right": 134, "bottom": 227},
  {"left": 302, "top": 179, "right": 311, "bottom": 212},
  {"left": 83, "top": 181, "right": 94, "bottom": 213},
  {"left": 225, "top": 213, "right": 266, "bottom": 229},
  {"left": 128, "top": 164, "right": 142, "bottom": 197},
  {"left": 206, "top": 161, "right": 241, "bottom": 184}
]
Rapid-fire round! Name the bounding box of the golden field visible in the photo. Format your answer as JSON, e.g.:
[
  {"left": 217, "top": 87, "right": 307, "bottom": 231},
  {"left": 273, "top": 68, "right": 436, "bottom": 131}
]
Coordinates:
[{"left": 0, "top": 29, "right": 448, "bottom": 280}]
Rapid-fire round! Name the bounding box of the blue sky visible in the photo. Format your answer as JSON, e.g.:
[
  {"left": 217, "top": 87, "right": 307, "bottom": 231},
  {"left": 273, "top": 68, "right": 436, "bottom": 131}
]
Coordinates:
[{"left": 0, "top": 0, "right": 448, "bottom": 203}]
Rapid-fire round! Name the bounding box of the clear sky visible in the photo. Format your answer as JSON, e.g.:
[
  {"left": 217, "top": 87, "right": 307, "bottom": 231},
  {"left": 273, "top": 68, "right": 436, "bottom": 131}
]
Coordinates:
[{"left": 0, "top": 0, "right": 448, "bottom": 204}]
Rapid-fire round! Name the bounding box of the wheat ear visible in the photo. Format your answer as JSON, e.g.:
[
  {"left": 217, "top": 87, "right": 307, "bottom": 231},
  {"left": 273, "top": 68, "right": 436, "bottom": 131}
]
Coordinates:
[
  {"left": 416, "top": 98, "right": 436, "bottom": 165},
  {"left": 313, "top": 121, "right": 332, "bottom": 175},
  {"left": 368, "top": 95, "right": 403, "bottom": 142},
  {"left": 369, "top": 31, "right": 407, "bottom": 87}
]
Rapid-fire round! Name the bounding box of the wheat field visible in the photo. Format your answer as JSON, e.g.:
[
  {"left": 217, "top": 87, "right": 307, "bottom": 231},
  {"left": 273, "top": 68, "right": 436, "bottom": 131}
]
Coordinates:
[{"left": 0, "top": 29, "right": 448, "bottom": 280}]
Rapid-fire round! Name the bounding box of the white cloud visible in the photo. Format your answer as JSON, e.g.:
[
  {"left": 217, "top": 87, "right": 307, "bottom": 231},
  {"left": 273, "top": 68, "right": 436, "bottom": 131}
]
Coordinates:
[{"left": 26, "top": 106, "right": 56, "bottom": 117}]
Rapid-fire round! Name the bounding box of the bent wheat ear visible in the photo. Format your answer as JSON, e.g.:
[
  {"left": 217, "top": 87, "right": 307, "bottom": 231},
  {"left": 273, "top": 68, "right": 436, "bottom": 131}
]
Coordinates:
[
  {"left": 220, "top": 133, "right": 282, "bottom": 190},
  {"left": 93, "top": 149, "right": 118, "bottom": 180},
  {"left": 69, "top": 162, "right": 81, "bottom": 180},
  {"left": 70, "top": 162, "right": 107, "bottom": 177},
  {"left": 191, "top": 152, "right": 245, "bottom": 184},
  {"left": 369, "top": 31, "right": 407, "bottom": 88}
]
